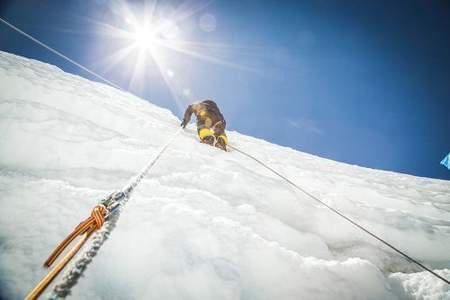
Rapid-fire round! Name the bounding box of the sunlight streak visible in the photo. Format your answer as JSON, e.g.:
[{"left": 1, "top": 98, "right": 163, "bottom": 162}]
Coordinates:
[
  {"left": 161, "top": 40, "right": 257, "bottom": 73},
  {"left": 91, "top": 44, "right": 136, "bottom": 75},
  {"left": 128, "top": 48, "right": 148, "bottom": 91},
  {"left": 150, "top": 48, "right": 185, "bottom": 113},
  {"left": 86, "top": 0, "right": 256, "bottom": 113}
]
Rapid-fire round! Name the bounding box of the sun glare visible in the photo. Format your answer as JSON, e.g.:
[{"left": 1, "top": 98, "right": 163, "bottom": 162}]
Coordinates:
[
  {"left": 92, "top": 1, "right": 253, "bottom": 113},
  {"left": 134, "top": 26, "right": 156, "bottom": 50}
]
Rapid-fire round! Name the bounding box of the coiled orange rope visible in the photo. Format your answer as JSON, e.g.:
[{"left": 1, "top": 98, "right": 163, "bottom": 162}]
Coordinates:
[
  {"left": 25, "top": 204, "right": 107, "bottom": 300},
  {"left": 26, "top": 128, "right": 181, "bottom": 299}
]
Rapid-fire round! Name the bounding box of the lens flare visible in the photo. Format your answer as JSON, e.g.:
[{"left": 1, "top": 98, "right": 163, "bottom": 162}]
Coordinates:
[
  {"left": 88, "top": 0, "right": 256, "bottom": 113},
  {"left": 134, "top": 25, "right": 156, "bottom": 50}
]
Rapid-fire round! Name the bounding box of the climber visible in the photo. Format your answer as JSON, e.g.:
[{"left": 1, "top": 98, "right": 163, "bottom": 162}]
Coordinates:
[{"left": 181, "top": 100, "right": 228, "bottom": 151}]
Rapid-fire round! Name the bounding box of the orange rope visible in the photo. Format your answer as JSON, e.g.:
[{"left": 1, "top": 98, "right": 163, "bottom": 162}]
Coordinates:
[
  {"left": 26, "top": 204, "right": 107, "bottom": 300},
  {"left": 44, "top": 204, "right": 106, "bottom": 267}
]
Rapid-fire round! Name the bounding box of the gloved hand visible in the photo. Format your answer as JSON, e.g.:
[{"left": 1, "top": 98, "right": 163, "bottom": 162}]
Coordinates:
[{"left": 181, "top": 120, "right": 187, "bottom": 128}]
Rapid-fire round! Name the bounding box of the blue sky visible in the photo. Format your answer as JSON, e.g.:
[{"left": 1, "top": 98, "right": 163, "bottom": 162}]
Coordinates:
[{"left": 1, "top": 0, "right": 449, "bottom": 180}]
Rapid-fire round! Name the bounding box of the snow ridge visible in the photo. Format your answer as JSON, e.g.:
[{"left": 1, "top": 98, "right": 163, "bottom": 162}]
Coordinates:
[{"left": 1, "top": 51, "right": 449, "bottom": 299}]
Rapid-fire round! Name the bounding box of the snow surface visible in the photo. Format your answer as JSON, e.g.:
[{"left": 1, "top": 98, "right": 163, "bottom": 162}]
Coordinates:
[{"left": 0, "top": 50, "right": 449, "bottom": 300}]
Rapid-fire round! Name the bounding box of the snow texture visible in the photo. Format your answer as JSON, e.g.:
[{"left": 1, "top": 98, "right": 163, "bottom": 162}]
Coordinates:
[{"left": 0, "top": 51, "right": 449, "bottom": 299}]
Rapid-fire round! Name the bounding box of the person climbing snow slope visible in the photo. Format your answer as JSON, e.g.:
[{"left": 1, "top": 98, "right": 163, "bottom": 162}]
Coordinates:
[{"left": 181, "top": 100, "right": 228, "bottom": 151}]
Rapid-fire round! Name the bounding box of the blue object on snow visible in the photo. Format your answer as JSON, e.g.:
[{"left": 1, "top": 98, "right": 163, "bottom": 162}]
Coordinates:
[{"left": 441, "top": 153, "right": 450, "bottom": 170}]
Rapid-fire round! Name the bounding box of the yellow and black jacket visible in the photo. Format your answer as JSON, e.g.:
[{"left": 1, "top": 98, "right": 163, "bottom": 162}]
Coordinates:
[{"left": 181, "top": 100, "right": 228, "bottom": 149}]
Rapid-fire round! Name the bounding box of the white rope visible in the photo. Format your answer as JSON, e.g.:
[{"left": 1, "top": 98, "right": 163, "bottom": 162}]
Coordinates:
[
  {"left": 48, "top": 128, "right": 181, "bottom": 299},
  {"left": 0, "top": 16, "right": 122, "bottom": 91},
  {"left": 228, "top": 144, "right": 450, "bottom": 286},
  {"left": 0, "top": 15, "right": 187, "bottom": 298}
]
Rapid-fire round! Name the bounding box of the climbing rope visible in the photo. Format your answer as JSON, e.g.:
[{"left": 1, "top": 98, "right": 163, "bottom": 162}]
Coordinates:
[
  {"left": 25, "top": 128, "right": 181, "bottom": 300},
  {"left": 3, "top": 13, "right": 448, "bottom": 293},
  {"left": 0, "top": 15, "right": 185, "bottom": 299},
  {"left": 0, "top": 16, "right": 122, "bottom": 90},
  {"left": 44, "top": 204, "right": 107, "bottom": 268},
  {"left": 25, "top": 205, "right": 106, "bottom": 300},
  {"left": 228, "top": 144, "right": 450, "bottom": 286}
]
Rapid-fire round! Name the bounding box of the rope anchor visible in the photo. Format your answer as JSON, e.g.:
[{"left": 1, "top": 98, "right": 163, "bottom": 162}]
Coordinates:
[{"left": 25, "top": 204, "right": 107, "bottom": 300}]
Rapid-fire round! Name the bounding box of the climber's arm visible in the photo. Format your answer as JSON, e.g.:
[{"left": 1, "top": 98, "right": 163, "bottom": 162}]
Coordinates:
[{"left": 181, "top": 104, "right": 194, "bottom": 128}]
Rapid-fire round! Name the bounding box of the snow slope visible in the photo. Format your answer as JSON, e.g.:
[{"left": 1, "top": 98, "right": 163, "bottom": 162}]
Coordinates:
[{"left": 0, "top": 50, "right": 449, "bottom": 300}]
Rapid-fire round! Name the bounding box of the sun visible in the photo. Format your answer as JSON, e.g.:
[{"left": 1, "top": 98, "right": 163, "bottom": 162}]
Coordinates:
[
  {"left": 133, "top": 25, "right": 157, "bottom": 51},
  {"left": 90, "top": 1, "right": 254, "bottom": 113}
]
